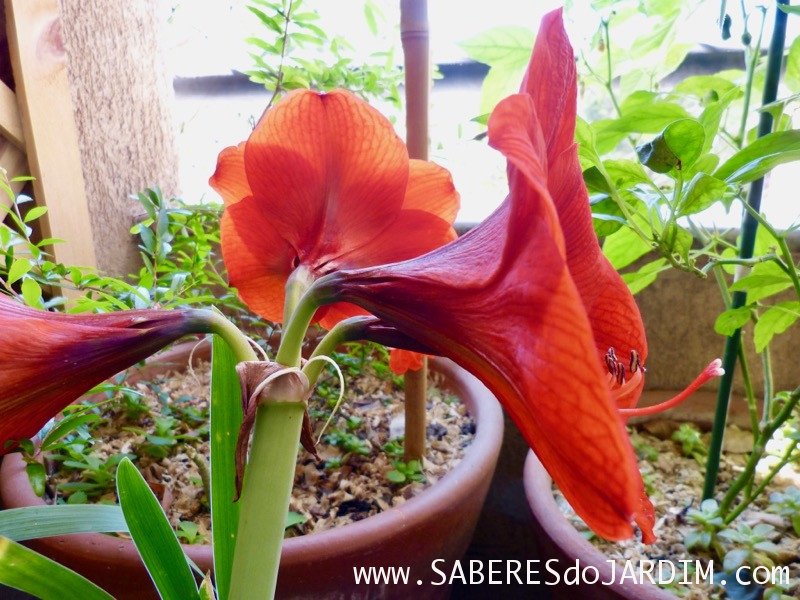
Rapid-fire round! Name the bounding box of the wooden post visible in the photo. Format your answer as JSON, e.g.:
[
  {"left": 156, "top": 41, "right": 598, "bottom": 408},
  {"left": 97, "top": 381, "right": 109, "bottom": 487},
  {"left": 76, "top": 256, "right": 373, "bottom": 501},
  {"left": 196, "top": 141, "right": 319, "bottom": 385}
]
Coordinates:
[
  {"left": 400, "top": 0, "right": 429, "bottom": 462},
  {"left": 56, "top": 0, "right": 181, "bottom": 276},
  {"left": 4, "top": 0, "right": 97, "bottom": 271}
]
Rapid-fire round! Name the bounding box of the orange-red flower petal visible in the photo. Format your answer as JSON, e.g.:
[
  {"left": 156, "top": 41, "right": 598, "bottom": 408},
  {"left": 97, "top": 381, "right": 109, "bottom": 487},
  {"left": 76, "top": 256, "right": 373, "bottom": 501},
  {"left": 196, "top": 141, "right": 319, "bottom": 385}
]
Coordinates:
[
  {"left": 402, "top": 160, "right": 460, "bottom": 225},
  {"left": 209, "top": 142, "right": 251, "bottom": 207},
  {"left": 214, "top": 89, "right": 460, "bottom": 329},
  {"left": 221, "top": 202, "right": 296, "bottom": 323},
  {"left": 519, "top": 10, "right": 648, "bottom": 371},
  {"left": 314, "top": 10, "right": 653, "bottom": 540},
  {"left": 389, "top": 349, "right": 426, "bottom": 375},
  {"left": 244, "top": 89, "right": 409, "bottom": 267}
]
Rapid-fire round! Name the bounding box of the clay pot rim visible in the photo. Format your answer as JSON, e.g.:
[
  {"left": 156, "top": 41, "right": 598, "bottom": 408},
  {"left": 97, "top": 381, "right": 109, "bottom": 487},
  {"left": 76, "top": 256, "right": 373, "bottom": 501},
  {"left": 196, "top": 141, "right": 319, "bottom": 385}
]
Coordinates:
[
  {"left": 522, "top": 450, "right": 676, "bottom": 600},
  {"left": 0, "top": 344, "right": 504, "bottom": 569}
]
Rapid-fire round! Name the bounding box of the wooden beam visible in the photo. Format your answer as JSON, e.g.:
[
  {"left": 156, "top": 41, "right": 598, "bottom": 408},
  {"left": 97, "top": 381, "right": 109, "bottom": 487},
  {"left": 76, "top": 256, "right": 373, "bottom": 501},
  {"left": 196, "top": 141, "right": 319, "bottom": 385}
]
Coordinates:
[
  {"left": 4, "top": 0, "right": 96, "bottom": 271},
  {"left": 0, "top": 137, "right": 29, "bottom": 207},
  {"left": 0, "top": 80, "right": 25, "bottom": 150}
]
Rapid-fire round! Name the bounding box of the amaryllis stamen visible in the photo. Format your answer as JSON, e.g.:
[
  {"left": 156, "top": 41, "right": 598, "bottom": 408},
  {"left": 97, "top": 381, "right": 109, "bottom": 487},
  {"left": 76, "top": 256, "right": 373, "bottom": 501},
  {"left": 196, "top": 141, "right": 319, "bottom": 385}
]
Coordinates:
[{"left": 619, "top": 360, "right": 725, "bottom": 418}]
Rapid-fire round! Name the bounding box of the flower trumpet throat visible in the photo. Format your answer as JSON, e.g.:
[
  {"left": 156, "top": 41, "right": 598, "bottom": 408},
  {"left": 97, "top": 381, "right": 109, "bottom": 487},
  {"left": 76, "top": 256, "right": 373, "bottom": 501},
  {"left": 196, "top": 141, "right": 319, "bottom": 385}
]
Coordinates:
[
  {"left": 309, "top": 11, "right": 726, "bottom": 544},
  {"left": 0, "top": 296, "right": 246, "bottom": 454}
]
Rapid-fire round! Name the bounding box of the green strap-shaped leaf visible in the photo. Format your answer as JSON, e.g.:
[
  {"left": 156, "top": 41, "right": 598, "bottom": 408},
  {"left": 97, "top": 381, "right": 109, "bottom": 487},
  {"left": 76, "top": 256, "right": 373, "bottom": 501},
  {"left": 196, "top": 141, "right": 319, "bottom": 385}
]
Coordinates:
[
  {"left": 0, "top": 536, "right": 113, "bottom": 600},
  {"left": 116, "top": 458, "right": 199, "bottom": 600},
  {"left": 210, "top": 334, "right": 243, "bottom": 600},
  {"left": 0, "top": 505, "right": 128, "bottom": 541}
]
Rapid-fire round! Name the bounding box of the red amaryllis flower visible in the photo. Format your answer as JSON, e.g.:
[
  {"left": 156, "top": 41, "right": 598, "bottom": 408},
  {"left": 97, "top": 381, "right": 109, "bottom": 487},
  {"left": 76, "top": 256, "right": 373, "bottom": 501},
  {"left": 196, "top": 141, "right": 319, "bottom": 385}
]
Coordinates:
[
  {"left": 0, "top": 295, "right": 203, "bottom": 452},
  {"left": 312, "top": 10, "right": 662, "bottom": 541},
  {"left": 210, "top": 88, "right": 460, "bottom": 330}
]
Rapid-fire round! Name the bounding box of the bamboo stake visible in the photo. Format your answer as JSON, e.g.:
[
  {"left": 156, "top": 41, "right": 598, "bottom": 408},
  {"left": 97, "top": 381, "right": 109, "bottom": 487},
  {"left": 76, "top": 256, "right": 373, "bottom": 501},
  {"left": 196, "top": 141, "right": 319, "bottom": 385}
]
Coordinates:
[
  {"left": 702, "top": 0, "right": 789, "bottom": 499},
  {"left": 400, "top": 0, "right": 429, "bottom": 462}
]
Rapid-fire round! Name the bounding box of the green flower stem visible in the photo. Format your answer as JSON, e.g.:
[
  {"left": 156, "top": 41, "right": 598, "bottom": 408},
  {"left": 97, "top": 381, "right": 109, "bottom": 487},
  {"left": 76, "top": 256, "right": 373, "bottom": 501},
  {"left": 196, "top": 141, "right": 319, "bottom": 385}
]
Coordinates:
[
  {"left": 737, "top": 345, "right": 760, "bottom": 441},
  {"left": 228, "top": 401, "right": 306, "bottom": 600},
  {"left": 700, "top": 253, "right": 780, "bottom": 275},
  {"left": 190, "top": 309, "right": 259, "bottom": 364},
  {"left": 712, "top": 266, "right": 760, "bottom": 442},
  {"left": 741, "top": 203, "right": 800, "bottom": 298},
  {"left": 702, "top": 0, "right": 788, "bottom": 500},
  {"left": 226, "top": 276, "right": 328, "bottom": 598},
  {"left": 303, "top": 316, "right": 374, "bottom": 386},
  {"left": 718, "top": 385, "right": 800, "bottom": 517},
  {"left": 282, "top": 266, "right": 315, "bottom": 329},
  {"left": 601, "top": 19, "right": 623, "bottom": 119},
  {"left": 275, "top": 280, "right": 330, "bottom": 368}
]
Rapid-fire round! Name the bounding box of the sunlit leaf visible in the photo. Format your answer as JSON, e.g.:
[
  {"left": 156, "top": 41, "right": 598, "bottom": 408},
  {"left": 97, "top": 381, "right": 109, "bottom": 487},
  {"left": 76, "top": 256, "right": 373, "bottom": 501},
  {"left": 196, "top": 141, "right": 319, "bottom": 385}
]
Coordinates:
[
  {"left": 714, "top": 130, "right": 800, "bottom": 183},
  {"left": 637, "top": 119, "right": 705, "bottom": 173},
  {"left": 754, "top": 302, "right": 800, "bottom": 352},
  {"left": 714, "top": 306, "right": 753, "bottom": 336},
  {"left": 0, "top": 536, "right": 113, "bottom": 599}
]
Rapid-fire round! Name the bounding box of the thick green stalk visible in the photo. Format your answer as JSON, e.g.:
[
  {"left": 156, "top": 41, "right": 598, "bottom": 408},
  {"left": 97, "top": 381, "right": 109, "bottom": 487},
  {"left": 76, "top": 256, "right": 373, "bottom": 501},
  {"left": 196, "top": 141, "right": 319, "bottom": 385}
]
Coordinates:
[
  {"left": 276, "top": 283, "right": 326, "bottom": 368},
  {"left": 228, "top": 401, "right": 305, "bottom": 600},
  {"left": 227, "top": 281, "right": 328, "bottom": 599},
  {"left": 282, "top": 266, "right": 314, "bottom": 328},
  {"left": 702, "top": 0, "right": 788, "bottom": 500}
]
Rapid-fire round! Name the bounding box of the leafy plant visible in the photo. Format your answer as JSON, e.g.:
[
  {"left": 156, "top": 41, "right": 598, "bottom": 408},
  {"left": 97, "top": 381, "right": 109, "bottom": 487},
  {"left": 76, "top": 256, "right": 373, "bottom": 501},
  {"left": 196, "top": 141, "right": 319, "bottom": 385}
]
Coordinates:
[
  {"left": 322, "top": 428, "right": 371, "bottom": 456},
  {"left": 685, "top": 498, "right": 724, "bottom": 553},
  {"left": 672, "top": 423, "right": 708, "bottom": 464},
  {"left": 629, "top": 430, "right": 659, "bottom": 461},
  {"left": 176, "top": 520, "right": 206, "bottom": 545},
  {"left": 719, "top": 522, "right": 780, "bottom": 572},
  {"left": 245, "top": 0, "right": 402, "bottom": 111},
  {"left": 381, "top": 437, "right": 404, "bottom": 458},
  {"left": 768, "top": 486, "right": 800, "bottom": 536},
  {"left": 52, "top": 452, "right": 135, "bottom": 500}
]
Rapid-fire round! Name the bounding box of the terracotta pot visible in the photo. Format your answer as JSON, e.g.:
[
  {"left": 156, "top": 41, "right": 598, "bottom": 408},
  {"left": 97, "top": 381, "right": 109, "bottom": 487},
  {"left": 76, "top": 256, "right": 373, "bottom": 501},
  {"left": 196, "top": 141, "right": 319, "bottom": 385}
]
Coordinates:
[
  {"left": 522, "top": 391, "right": 743, "bottom": 600},
  {"left": 523, "top": 451, "right": 674, "bottom": 600},
  {"left": 0, "top": 344, "right": 504, "bottom": 599}
]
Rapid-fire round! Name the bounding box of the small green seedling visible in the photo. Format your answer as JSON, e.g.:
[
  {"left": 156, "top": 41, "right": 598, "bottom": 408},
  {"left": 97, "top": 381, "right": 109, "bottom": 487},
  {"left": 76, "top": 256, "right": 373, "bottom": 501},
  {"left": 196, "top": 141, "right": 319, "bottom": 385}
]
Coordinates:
[
  {"left": 323, "top": 428, "right": 371, "bottom": 456},
  {"left": 176, "top": 520, "right": 204, "bottom": 545},
  {"left": 672, "top": 423, "right": 708, "bottom": 464},
  {"left": 630, "top": 431, "right": 659, "bottom": 461},
  {"left": 54, "top": 452, "right": 136, "bottom": 499},
  {"left": 381, "top": 437, "right": 404, "bottom": 458},
  {"left": 386, "top": 459, "right": 425, "bottom": 484}
]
